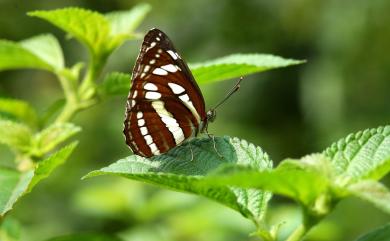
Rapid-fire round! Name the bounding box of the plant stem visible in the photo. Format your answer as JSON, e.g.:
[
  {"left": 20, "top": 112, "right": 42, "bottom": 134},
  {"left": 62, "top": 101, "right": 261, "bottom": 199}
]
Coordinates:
[
  {"left": 55, "top": 102, "right": 78, "bottom": 123},
  {"left": 58, "top": 74, "right": 78, "bottom": 106},
  {"left": 286, "top": 224, "right": 308, "bottom": 241},
  {"left": 285, "top": 202, "right": 329, "bottom": 241},
  {"left": 55, "top": 74, "right": 79, "bottom": 123},
  {"left": 54, "top": 52, "right": 105, "bottom": 123},
  {"left": 79, "top": 52, "right": 105, "bottom": 100}
]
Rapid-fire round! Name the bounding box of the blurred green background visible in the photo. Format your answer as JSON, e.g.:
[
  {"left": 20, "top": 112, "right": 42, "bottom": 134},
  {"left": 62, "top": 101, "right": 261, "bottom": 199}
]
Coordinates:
[{"left": 0, "top": 0, "right": 389, "bottom": 240}]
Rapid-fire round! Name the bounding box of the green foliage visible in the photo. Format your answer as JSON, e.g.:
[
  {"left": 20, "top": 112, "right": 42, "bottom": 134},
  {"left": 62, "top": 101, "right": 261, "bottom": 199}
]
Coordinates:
[
  {"left": 0, "top": 34, "right": 69, "bottom": 78},
  {"left": 28, "top": 8, "right": 110, "bottom": 57},
  {"left": 100, "top": 54, "right": 303, "bottom": 96},
  {"left": 21, "top": 4, "right": 153, "bottom": 122},
  {"left": 100, "top": 72, "right": 130, "bottom": 96},
  {"left": 20, "top": 34, "right": 64, "bottom": 71},
  {"left": 355, "top": 223, "right": 390, "bottom": 241},
  {"left": 32, "top": 123, "right": 81, "bottom": 156},
  {"left": 203, "top": 155, "right": 332, "bottom": 206},
  {"left": 0, "top": 109, "right": 80, "bottom": 157},
  {"left": 0, "top": 142, "right": 78, "bottom": 217},
  {"left": 0, "top": 3, "right": 387, "bottom": 241},
  {"left": 27, "top": 142, "right": 78, "bottom": 192},
  {"left": 190, "top": 54, "right": 305, "bottom": 84},
  {"left": 324, "top": 126, "right": 390, "bottom": 182},
  {"left": 0, "top": 40, "right": 53, "bottom": 71},
  {"left": 0, "top": 120, "right": 32, "bottom": 153},
  {"left": 28, "top": 4, "right": 151, "bottom": 58},
  {"left": 0, "top": 168, "right": 31, "bottom": 216},
  {"left": 87, "top": 125, "right": 390, "bottom": 240},
  {"left": 346, "top": 181, "right": 390, "bottom": 214},
  {"left": 0, "top": 98, "right": 38, "bottom": 127},
  {"left": 196, "top": 126, "right": 390, "bottom": 206},
  {"left": 84, "top": 137, "right": 273, "bottom": 227},
  {"left": 0, "top": 5, "right": 153, "bottom": 227},
  {"left": 105, "top": 3, "right": 151, "bottom": 39}
]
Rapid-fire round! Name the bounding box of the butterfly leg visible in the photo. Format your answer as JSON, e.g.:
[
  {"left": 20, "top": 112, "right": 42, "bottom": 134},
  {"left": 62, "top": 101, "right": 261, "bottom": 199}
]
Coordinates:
[
  {"left": 188, "top": 142, "right": 194, "bottom": 162},
  {"left": 205, "top": 130, "right": 223, "bottom": 159}
]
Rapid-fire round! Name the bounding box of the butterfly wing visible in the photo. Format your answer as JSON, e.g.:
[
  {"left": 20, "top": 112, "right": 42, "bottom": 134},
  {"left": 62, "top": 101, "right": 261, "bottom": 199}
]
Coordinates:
[{"left": 124, "top": 28, "right": 206, "bottom": 157}]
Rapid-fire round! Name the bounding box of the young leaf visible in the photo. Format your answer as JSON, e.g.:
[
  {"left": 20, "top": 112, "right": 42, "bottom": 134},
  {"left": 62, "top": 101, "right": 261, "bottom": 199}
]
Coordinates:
[
  {"left": 190, "top": 54, "right": 305, "bottom": 84},
  {"left": 0, "top": 168, "right": 33, "bottom": 217},
  {"left": 355, "top": 223, "right": 390, "bottom": 241},
  {"left": 0, "top": 98, "right": 38, "bottom": 127},
  {"left": 33, "top": 123, "right": 81, "bottom": 155},
  {"left": 106, "top": 3, "right": 151, "bottom": 37},
  {"left": 27, "top": 141, "right": 78, "bottom": 190},
  {"left": 0, "top": 40, "right": 52, "bottom": 71},
  {"left": 324, "top": 125, "right": 390, "bottom": 183},
  {"left": 99, "top": 72, "right": 130, "bottom": 96},
  {"left": 0, "top": 120, "right": 32, "bottom": 153},
  {"left": 346, "top": 180, "right": 390, "bottom": 214},
  {"left": 20, "top": 34, "right": 64, "bottom": 71},
  {"left": 0, "top": 142, "right": 78, "bottom": 217},
  {"left": 105, "top": 4, "right": 151, "bottom": 50},
  {"left": 28, "top": 8, "right": 110, "bottom": 56},
  {"left": 84, "top": 136, "right": 273, "bottom": 225}
]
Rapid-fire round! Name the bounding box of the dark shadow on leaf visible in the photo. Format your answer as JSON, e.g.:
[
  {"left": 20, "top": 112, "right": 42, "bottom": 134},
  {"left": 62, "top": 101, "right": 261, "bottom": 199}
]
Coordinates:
[{"left": 149, "top": 136, "right": 238, "bottom": 175}]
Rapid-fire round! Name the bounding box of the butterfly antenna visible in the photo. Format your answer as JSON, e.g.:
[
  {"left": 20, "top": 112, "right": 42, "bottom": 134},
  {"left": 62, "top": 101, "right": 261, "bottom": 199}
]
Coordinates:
[{"left": 212, "top": 77, "right": 243, "bottom": 110}]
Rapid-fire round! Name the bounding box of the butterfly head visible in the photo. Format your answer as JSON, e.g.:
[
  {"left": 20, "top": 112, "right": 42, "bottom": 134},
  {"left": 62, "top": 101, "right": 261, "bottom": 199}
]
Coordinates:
[{"left": 206, "top": 109, "right": 216, "bottom": 123}]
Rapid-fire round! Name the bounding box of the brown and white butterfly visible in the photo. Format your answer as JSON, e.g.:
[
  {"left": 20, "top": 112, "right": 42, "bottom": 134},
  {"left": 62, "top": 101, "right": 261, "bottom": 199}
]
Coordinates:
[{"left": 124, "top": 28, "right": 241, "bottom": 157}]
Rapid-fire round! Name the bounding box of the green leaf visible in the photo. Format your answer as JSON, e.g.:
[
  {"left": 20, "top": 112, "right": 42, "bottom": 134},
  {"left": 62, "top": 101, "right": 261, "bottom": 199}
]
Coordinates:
[
  {"left": 324, "top": 125, "right": 390, "bottom": 183},
  {"left": 347, "top": 180, "right": 390, "bottom": 214},
  {"left": 46, "top": 233, "right": 123, "bottom": 241},
  {"left": 27, "top": 141, "right": 78, "bottom": 190},
  {"left": 0, "top": 40, "right": 52, "bottom": 71},
  {"left": 33, "top": 123, "right": 81, "bottom": 155},
  {"left": 20, "top": 34, "right": 64, "bottom": 70},
  {"left": 0, "top": 34, "right": 64, "bottom": 73},
  {"left": 0, "top": 120, "right": 32, "bottom": 153},
  {"left": 105, "top": 4, "right": 151, "bottom": 50},
  {"left": 355, "top": 223, "right": 390, "bottom": 241},
  {"left": 0, "top": 98, "right": 38, "bottom": 127},
  {"left": 190, "top": 54, "right": 305, "bottom": 84},
  {"left": 106, "top": 3, "right": 151, "bottom": 36},
  {"left": 84, "top": 136, "right": 273, "bottom": 225},
  {"left": 0, "top": 168, "right": 33, "bottom": 217},
  {"left": 28, "top": 8, "right": 110, "bottom": 56},
  {"left": 99, "top": 72, "right": 130, "bottom": 96},
  {"left": 98, "top": 54, "right": 304, "bottom": 96},
  {"left": 203, "top": 154, "right": 332, "bottom": 206},
  {"left": 0, "top": 142, "right": 78, "bottom": 217}
]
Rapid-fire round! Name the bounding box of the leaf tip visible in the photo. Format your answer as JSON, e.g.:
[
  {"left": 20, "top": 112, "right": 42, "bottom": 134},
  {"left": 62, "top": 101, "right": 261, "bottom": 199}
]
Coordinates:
[
  {"left": 81, "top": 170, "right": 102, "bottom": 180},
  {"left": 135, "top": 2, "right": 152, "bottom": 11},
  {"left": 26, "top": 10, "right": 41, "bottom": 17}
]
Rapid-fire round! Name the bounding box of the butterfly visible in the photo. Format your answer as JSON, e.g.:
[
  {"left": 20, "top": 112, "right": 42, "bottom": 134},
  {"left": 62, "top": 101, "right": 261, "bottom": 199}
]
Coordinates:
[{"left": 123, "top": 28, "right": 241, "bottom": 157}]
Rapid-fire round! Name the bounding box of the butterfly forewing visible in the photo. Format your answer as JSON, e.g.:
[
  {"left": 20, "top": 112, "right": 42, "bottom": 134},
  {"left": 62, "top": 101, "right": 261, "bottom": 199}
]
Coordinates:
[{"left": 124, "top": 28, "right": 206, "bottom": 157}]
